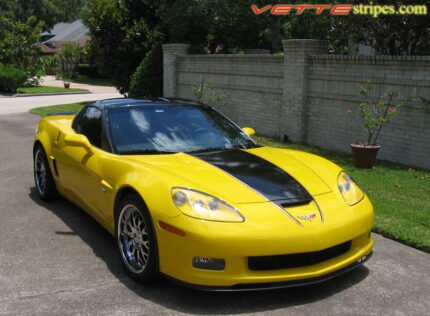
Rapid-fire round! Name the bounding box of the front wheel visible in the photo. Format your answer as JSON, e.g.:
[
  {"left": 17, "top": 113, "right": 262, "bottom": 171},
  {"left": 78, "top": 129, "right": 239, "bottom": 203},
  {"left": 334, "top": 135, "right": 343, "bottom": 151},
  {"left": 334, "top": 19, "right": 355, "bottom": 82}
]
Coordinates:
[{"left": 115, "top": 194, "right": 159, "bottom": 282}]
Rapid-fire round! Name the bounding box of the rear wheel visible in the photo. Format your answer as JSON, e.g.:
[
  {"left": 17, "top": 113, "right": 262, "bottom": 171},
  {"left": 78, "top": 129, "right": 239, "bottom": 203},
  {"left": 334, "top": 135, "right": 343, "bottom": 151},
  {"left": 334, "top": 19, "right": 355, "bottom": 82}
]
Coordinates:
[
  {"left": 115, "top": 194, "right": 159, "bottom": 282},
  {"left": 34, "top": 144, "right": 57, "bottom": 201}
]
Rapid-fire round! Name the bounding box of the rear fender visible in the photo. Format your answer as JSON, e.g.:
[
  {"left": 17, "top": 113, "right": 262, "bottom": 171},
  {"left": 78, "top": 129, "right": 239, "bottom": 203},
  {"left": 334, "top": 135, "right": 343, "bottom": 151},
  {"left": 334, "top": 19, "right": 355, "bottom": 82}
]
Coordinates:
[{"left": 34, "top": 118, "right": 60, "bottom": 175}]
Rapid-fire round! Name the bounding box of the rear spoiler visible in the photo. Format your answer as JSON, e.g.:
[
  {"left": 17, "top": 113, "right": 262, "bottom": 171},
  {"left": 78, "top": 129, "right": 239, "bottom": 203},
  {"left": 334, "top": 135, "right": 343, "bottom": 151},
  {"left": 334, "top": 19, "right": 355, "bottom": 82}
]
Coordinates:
[{"left": 43, "top": 111, "right": 78, "bottom": 117}]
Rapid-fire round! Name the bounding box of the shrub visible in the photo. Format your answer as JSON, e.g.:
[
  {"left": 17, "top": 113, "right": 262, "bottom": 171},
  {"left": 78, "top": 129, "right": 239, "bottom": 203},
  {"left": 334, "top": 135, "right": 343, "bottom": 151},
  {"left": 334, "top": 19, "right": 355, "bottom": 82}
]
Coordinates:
[
  {"left": 77, "top": 64, "right": 101, "bottom": 78},
  {"left": 129, "top": 44, "right": 163, "bottom": 98},
  {"left": 192, "top": 79, "right": 223, "bottom": 106},
  {"left": 0, "top": 64, "right": 28, "bottom": 93}
]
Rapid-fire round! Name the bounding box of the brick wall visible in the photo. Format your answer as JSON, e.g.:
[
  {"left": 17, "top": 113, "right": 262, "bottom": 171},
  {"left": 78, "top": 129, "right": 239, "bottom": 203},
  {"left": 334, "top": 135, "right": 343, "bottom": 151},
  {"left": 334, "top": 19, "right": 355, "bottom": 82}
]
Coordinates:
[
  {"left": 176, "top": 55, "right": 284, "bottom": 137},
  {"left": 163, "top": 41, "right": 430, "bottom": 169},
  {"left": 307, "top": 55, "right": 430, "bottom": 168}
]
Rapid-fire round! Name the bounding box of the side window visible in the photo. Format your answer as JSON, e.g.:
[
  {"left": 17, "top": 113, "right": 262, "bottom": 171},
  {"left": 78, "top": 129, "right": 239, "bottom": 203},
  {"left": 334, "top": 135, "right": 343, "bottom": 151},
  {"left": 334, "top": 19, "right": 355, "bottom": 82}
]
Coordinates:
[{"left": 73, "top": 107, "right": 104, "bottom": 149}]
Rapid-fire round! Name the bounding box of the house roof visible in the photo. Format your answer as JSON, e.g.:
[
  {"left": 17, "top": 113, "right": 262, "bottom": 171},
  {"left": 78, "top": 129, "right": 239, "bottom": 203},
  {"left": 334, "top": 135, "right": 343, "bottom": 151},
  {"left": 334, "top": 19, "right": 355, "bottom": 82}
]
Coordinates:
[
  {"left": 38, "top": 20, "right": 90, "bottom": 54},
  {"left": 41, "top": 20, "right": 89, "bottom": 43}
]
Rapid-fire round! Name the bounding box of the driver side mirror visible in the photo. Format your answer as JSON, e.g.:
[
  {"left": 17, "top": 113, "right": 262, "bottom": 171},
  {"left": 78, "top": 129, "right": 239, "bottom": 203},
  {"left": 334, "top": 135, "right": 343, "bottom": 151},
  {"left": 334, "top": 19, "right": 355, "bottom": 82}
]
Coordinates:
[
  {"left": 241, "top": 127, "right": 255, "bottom": 137},
  {"left": 64, "top": 134, "right": 95, "bottom": 154}
]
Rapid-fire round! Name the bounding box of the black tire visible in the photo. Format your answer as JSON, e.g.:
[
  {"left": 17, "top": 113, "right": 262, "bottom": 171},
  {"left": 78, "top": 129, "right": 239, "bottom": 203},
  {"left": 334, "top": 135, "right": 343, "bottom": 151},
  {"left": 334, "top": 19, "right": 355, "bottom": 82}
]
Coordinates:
[
  {"left": 33, "top": 144, "right": 58, "bottom": 201},
  {"left": 115, "top": 194, "right": 159, "bottom": 283}
]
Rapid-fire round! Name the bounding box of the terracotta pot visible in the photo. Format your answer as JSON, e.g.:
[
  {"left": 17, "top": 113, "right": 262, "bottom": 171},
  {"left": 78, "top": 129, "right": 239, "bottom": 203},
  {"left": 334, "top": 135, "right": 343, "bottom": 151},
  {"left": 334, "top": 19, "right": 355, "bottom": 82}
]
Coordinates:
[
  {"left": 351, "top": 143, "right": 381, "bottom": 168},
  {"left": 64, "top": 82, "right": 70, "bottom": 89}
]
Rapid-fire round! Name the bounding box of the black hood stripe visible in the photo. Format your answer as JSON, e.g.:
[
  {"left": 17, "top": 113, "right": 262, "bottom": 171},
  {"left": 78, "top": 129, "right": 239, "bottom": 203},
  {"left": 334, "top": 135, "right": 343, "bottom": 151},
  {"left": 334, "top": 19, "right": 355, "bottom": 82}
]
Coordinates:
[{"left": 190, "top": 149, "right": 312, "bottom": 205}]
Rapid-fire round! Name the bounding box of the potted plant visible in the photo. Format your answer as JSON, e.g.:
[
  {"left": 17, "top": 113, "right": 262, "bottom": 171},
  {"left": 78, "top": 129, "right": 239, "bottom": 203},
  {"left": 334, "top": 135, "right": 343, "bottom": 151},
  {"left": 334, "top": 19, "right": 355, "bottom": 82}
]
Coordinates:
[
  {"left": 61, "top": 69, "right": 73, "bottom": 89},
  {"left": 351, "top": 83, "right": 403, "bottom": 168}
]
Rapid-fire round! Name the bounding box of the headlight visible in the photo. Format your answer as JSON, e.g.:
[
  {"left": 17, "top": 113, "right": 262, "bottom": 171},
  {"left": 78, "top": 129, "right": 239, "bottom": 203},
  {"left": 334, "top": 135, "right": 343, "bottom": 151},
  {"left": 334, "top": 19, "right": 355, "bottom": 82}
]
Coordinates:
[
  {"left": 171, "top": 187, "right": 244, "bottom": 222},
  {"left": 337, "top": 172, "right": 364, "bottom": 206}
]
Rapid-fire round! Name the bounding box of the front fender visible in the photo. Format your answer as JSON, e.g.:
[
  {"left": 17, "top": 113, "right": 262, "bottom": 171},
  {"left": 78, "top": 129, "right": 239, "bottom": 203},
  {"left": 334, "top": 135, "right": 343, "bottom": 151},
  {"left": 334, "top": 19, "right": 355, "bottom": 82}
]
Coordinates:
[
  {"left": 99, "top": 156, "right": 183, "bottom": 234},
  {"left": 283, "top": 149, "right": 343, "bottom": 192}
]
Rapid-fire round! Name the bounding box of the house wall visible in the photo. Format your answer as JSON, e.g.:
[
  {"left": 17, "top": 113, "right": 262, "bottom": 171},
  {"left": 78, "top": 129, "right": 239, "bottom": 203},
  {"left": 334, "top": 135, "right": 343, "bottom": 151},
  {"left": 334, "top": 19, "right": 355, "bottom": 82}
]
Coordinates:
[{"left": 163, "top": 41, "right": 430, "bottom": 169}]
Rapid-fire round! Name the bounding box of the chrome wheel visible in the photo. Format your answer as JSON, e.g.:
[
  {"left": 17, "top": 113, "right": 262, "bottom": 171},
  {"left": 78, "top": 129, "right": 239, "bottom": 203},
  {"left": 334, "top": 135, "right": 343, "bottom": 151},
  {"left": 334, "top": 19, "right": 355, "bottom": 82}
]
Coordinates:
[
  {"left": 35, "top": 150, "right": 47, "bottom": 195},
  {"left": 117, "top": 204, "right": 150, "bottom": 273}
]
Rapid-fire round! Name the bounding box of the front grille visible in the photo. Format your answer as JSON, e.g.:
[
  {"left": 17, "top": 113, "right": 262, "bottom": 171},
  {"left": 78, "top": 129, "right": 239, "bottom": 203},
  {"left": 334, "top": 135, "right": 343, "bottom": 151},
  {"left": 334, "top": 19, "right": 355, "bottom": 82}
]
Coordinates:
[{"left": 248, "top": 241, "right": 352, "bottom": 271}]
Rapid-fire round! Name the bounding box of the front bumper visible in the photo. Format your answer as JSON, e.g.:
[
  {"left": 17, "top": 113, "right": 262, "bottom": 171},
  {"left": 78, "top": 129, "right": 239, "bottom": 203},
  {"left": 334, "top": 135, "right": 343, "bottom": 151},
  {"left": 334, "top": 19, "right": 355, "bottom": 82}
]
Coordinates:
[
  {"left": 163, "top": 251, "right": 372, "bottom": 292},
  {"left": 153, "top": 193, "right": 374, "bottom": 288}
]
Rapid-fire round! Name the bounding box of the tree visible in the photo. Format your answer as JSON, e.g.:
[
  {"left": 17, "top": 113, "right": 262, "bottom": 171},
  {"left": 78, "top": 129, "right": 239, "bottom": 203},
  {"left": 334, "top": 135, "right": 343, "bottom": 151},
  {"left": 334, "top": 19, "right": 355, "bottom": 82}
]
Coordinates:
[
  {"left": 52, "top": 0, "right": 84, "bottom": 22},
  {"left": 0, "top": 0, "right": 84, "bottom": 30},
  {"left": 159, "top": 0, "right": 272, "bottom": 53},
  {"left": 85, "top": 0, "right": 430, "bottom": 97},
  {"left": 83, "top": 0, "right": 162, "bottom": 93},
  {"left": 0, "top": 15, "right": 45, "bottom": 85},
  {"left": 0, "top": 16, "right": 44, "bottom": 69},
  {"left": 0, "top": 0, "right": 59, "bottom": 29},
  {"left": 342, "top": 0, "right": 430, "bottom": 55},
  {"left": 84, "top": 0, "right": 279, "bottom": 94}
]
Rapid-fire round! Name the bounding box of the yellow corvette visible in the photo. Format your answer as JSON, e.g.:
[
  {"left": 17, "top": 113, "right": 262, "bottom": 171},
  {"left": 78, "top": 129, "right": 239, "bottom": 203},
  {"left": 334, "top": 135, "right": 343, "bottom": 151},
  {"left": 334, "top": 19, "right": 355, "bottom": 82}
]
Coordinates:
[{"left": 33, "top": 98, "right": 373, "bottom": 291}]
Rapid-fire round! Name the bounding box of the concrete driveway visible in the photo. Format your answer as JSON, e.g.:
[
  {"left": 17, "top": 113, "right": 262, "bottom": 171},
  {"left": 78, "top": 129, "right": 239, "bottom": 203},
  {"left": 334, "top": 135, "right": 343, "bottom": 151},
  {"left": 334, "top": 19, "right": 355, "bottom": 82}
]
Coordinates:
[
  {"left": 0, "top": 113, "right": 429, "bottom": 315},
  {"left": 41, "top": 76, "right": 118, "bottom": 94},
  {"left": 0, "top": 92, "right": 122, "bottom": 115}
]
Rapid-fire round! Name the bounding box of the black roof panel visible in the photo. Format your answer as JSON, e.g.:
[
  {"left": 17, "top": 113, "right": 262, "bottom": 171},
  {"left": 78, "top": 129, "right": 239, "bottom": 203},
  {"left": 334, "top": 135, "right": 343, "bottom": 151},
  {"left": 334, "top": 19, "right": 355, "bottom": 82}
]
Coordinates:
[{"left": 94, "top": 97, "right": 204, "bottom": 109}]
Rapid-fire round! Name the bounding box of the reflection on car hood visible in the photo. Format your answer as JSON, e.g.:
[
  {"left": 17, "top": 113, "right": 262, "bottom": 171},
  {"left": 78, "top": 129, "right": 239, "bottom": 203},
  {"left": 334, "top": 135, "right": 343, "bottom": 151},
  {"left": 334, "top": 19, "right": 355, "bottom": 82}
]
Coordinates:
[{"left": 127, "top": 147, "right": 332, "bottom": 204}]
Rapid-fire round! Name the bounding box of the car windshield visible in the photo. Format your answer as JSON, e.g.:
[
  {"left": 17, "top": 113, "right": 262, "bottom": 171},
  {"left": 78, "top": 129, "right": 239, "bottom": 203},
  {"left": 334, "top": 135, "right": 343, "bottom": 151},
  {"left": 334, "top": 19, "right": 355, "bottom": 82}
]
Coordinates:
[{"left": 106, "top": 104, "right": 257, "bottom": 154}]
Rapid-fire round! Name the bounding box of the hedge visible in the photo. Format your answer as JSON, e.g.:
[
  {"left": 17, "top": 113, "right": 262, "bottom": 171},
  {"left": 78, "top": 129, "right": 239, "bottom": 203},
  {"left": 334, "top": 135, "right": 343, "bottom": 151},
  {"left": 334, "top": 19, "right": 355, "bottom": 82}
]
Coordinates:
[
  {"left": 77, "top": 64, "right": 101, "bottom": 78},
  {"left": 0, "top": 64, "right": 28, "bottom": 93},
  {"left": 128, "top": 43, "right": 163, "bottom": 98}
]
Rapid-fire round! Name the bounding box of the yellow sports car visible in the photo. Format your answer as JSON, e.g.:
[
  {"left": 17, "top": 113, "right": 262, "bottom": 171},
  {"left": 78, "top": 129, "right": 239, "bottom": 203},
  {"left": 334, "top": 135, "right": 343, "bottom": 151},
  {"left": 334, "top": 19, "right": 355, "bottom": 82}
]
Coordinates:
[{"left": 33, "top": 98, "right": 373, "bottom": 291}]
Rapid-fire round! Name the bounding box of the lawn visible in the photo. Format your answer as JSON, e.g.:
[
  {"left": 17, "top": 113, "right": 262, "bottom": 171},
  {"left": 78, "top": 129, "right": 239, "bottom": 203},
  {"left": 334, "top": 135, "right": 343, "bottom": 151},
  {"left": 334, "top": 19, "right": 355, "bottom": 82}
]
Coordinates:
[
  {"left": 29, "top": 101, "right": 89, "bottom": 116},
  {"left": 29, "top": 102, "right": 430, "bottom": 252},
  {"left": 71, "top": 75, "right": 114, "bottom": 87},
  {"left": 17, "top": 86, "right": 88, "bottom": 94}
]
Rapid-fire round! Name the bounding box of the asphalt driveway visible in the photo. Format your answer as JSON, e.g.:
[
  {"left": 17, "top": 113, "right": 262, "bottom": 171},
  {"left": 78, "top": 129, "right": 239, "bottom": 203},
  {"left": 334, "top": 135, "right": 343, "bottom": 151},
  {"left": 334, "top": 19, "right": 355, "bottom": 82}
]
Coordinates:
[{"left": 0, "top": 113, "right": 429, "bottom": 315}]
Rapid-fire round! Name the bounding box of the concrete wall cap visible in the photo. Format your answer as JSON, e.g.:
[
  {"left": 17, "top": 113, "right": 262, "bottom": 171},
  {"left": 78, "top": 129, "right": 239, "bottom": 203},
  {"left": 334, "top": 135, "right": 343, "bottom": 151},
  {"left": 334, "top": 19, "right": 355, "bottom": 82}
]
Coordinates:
[{"left": 162, "top": 44, "right": 190, "bottom": 53}]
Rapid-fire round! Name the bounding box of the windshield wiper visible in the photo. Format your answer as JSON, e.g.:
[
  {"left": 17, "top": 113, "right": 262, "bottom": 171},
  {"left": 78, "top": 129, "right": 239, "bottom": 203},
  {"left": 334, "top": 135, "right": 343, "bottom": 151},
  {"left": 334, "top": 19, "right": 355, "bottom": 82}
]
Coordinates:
[
  {"left": 118, "top": 149, "right": 177, "bottom": 155},
  {"left": 186, "top": 144, "right": 259, "bottom": 154}
]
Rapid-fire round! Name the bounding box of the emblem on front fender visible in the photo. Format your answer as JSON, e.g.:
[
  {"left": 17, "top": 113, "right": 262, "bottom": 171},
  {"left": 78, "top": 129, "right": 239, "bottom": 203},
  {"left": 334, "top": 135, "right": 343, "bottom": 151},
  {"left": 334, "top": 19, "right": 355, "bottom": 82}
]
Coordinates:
[{"left": 297, "top": 213, "right": 317, "bottom": 222}]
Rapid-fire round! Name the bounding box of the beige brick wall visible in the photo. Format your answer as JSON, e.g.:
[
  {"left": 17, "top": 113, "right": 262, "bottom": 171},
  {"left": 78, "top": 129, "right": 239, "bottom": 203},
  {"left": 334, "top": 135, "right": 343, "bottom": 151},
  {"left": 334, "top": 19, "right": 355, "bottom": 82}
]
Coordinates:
[{"left": 176, "top": 55, "right": 284, "bottom": 137}]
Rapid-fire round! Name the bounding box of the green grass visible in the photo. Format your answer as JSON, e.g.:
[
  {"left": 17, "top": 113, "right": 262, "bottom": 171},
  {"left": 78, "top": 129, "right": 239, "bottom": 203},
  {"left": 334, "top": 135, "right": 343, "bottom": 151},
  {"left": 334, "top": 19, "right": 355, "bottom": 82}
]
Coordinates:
[
  {"left": 29, "top": 101, "right": 89, "bottom": 116},
  {"left": 255, "top": 136, "right": 430, "bottom": 252},
  {"left": 71, "top": 75, "right": 114, "bottom": 87},
  {"left": 17, "top": 86, "right": 88, "bottom": 94},
  {"left": 28, "top": 101, "right": 430, "bottom": 252}
]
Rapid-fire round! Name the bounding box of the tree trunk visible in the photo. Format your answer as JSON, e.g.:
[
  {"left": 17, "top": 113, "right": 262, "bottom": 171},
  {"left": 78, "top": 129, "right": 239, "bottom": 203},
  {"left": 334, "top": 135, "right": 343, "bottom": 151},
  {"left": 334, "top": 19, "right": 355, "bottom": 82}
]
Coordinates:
[{"left": 270, "top": 15, "right": 282, "bottom": 53}]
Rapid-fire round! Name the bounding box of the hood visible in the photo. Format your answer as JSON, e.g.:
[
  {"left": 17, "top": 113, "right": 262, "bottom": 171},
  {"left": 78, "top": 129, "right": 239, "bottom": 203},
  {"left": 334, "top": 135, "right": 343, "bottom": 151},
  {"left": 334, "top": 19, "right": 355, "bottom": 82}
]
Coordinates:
[{"left": 126, "top": 147, "right": 331, "bottom": 205}]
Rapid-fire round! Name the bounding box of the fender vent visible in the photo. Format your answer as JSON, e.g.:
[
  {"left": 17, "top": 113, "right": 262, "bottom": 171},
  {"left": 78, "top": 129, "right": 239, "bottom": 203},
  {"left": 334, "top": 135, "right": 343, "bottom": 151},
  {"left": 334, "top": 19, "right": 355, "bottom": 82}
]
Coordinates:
[{"left": 52, "top": 159, "right": 59, "bottom": 176}]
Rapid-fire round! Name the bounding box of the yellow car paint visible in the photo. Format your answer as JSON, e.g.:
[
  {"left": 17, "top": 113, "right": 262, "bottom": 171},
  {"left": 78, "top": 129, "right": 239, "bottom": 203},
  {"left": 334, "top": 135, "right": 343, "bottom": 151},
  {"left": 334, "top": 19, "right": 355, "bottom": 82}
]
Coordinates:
[{"left": 34, "top": 114, "right": 374, "bottom": 288}]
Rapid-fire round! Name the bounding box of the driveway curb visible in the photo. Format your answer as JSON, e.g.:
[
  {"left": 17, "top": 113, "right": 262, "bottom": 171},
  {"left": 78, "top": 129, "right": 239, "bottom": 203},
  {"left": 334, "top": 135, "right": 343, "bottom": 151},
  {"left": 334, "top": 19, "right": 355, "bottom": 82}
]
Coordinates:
[{"left": 13, "top": 91, "right": 91, "bottom": 98}]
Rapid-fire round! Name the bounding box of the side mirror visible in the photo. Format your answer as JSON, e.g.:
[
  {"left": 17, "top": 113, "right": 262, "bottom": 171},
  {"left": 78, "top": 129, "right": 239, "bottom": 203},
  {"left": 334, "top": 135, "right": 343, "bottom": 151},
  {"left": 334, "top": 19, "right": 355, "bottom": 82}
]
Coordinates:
[
  {"left": 64, "top": 134, "right": 95, "bottom": 154},
  {"left": 242, "top": 127, "right": 255, "bottom": 137}
]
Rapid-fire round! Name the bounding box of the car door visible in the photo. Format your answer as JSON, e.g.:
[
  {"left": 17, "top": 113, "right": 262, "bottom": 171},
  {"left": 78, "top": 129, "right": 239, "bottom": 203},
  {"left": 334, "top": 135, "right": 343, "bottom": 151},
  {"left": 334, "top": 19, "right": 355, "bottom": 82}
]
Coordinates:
[{"left": 54, "top": 106, "right": 110, "bottom": 220}]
